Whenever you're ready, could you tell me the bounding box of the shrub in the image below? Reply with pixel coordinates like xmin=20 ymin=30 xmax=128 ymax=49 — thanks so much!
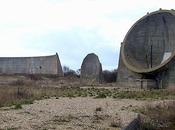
xmin=102 ymin=70 xmax=117 ymax=83
xmin=62 ymin=66 xmax=78 ymax=77
xmin=95 ymin=92 xmax=107 ymax=98
xmin=14 ymin=103 xmax=22 ymax=109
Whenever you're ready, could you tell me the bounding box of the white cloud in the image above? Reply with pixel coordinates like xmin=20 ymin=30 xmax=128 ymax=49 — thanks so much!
xmin=0 ymin=0 xmax=175 ymax=68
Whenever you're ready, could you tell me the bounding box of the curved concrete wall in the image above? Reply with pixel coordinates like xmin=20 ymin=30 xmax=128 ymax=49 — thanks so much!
xmin=0 ymin=53 xmax=63 ymax=75
xmin=81 ymin=53 xmax=102 ymax=83
xmin=122 ymin=10 xmax=175 ymax=73
xmin=117 ymin=10 xmax=175 ymax=89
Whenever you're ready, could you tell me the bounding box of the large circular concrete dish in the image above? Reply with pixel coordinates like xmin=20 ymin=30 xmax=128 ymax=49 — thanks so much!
xmin=122 ymin=10 xmax=175 ymax=73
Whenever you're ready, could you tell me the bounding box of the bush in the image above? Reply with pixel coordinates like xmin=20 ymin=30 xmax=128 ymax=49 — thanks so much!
xmin=14 ymin=103 xmax=22 ymax=109
xmin=102 ymin=70 xmax=117 ymax=83
xmin=62 ymin=66 xmax=78 ymax=77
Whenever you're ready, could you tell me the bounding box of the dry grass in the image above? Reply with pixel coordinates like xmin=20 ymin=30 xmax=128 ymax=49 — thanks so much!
xmin=0 ymin=75 xmax=174 ymax=111
xmin=0 ymin=84 xmax=175 ymax=108
xmin=139 ymin=101 xmax=175 ymax=130
xmin=0 ymin=86 xmax=37 ymax=107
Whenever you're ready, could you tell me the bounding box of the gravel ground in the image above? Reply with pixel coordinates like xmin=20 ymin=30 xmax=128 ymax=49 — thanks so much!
xmin=0 ymin=97 xmax=148 ymax=130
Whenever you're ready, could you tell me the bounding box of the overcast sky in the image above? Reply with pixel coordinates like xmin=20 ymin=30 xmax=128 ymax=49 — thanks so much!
xmin=0 ymin=0 xmax=175 ymax=70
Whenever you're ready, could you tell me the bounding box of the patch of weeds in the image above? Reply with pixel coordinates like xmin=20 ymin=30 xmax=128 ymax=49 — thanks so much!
xmin=111 ymin=89 xmax=175 ymax=100
xmin=92 ymin=114 xmax=109 ymax=123
xmin=141 ymin=122 xmax=155 ymax=130
xmin=87 ymin=88 xmax=97 ymax=97
xmin=81 ymin=93 xmax=88 ymax=97
xmin=92 ymin=114 xmax=102 ymax=123
xmin=5 ymin=98 xmax=34 ymax=109
xmin=65 ymin=92 xmax=75 ymax=98
xmin=139 ymin=101 xmax=175 ymax=130
xmin=22 ymin=99 xmax=34 ymax=105
xmin=14 ymin=103 xmax=22 ymax=109
xmin=110 ymin=119 xmax=121 ymax=128
xmin=95 ymin=92 xmax=107 ymax=98
xmin=112 ymin=91 xmax=131 ymax=99
xmin=42 ymin=129 xmax=48 ymax=130
xmin=43 ymin=95 xmax=50 ymax=99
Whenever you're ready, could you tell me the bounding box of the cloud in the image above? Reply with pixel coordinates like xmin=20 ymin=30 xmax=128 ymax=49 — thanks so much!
xmin=0 ymin=0 xmax=175 ymax=69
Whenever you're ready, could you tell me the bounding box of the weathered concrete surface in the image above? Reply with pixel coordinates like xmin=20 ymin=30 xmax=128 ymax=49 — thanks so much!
xmin=117 ymin=9 xmax=175 ymax=89
xmin=0 ymin=53 xmax=63 ymax=75
xmin=122 ymin=114 xmax=141 ymax=130
xmin=81 ymin=53 xmax=102 ymax=84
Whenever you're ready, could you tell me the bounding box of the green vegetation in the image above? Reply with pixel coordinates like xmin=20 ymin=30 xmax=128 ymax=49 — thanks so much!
xmin=14 ymin=103 xmax=22 ymax=109
xmin=141 ymin=122 xmax=155 ymax=130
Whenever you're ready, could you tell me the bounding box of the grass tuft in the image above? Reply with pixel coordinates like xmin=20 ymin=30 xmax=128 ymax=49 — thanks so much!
xmin=14 ymin=103 xmax=22 ymax=109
